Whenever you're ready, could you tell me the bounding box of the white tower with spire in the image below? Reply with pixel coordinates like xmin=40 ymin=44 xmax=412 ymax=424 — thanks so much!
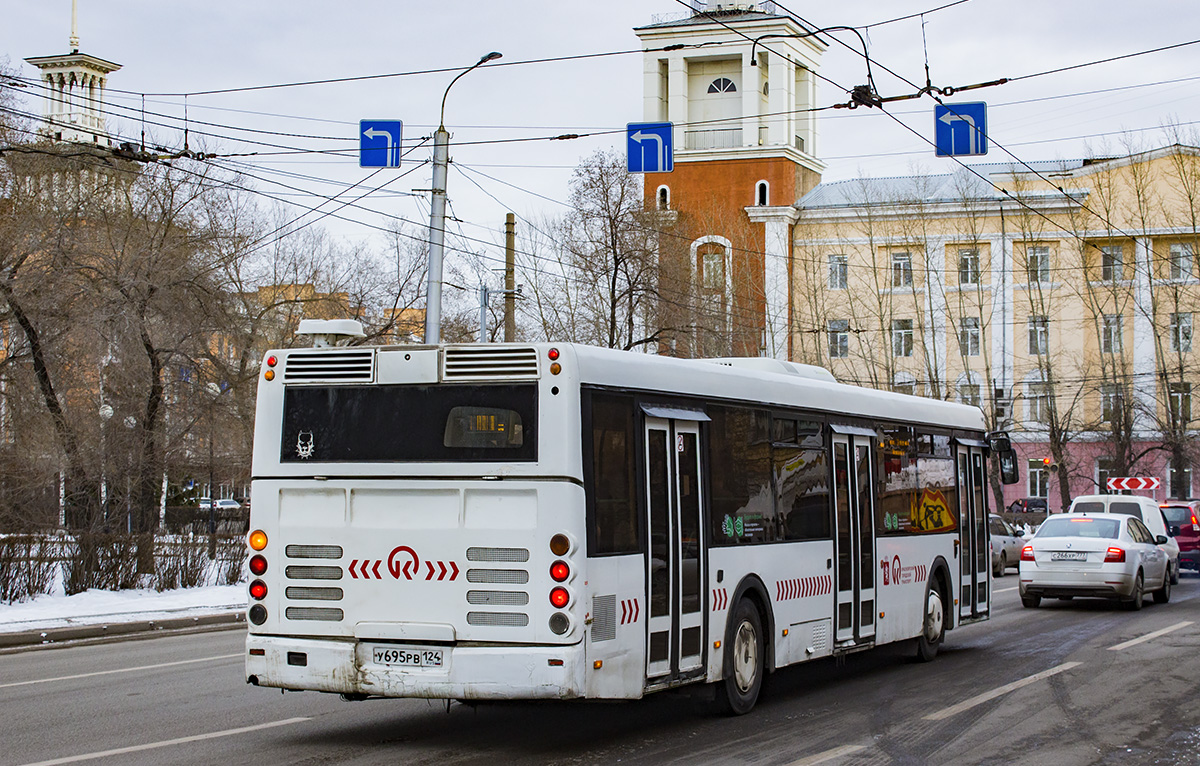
xmin=24 ymin=0 xmax=121 ymax=145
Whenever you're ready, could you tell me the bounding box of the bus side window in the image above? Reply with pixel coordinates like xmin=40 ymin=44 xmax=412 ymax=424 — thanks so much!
xmin=709 ymin=406 xmax=773 ymax=545
xmin=588 ymin=394 xmax=639 ymax=555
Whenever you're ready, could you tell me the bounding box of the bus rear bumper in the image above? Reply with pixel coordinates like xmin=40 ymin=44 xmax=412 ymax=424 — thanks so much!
xmin=245 ymin=634 xmax=585 ymax=700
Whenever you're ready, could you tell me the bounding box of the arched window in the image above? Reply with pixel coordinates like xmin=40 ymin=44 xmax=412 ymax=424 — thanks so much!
xmin=690 ymin=235 xmax=733 ymax=356
xmin=755 ymin=181 xmax=769 ymax=206
xmin=657 ymin=185 xmax=670 ymax=211
xmin=707 ymin=77 xmax=737 ymax=94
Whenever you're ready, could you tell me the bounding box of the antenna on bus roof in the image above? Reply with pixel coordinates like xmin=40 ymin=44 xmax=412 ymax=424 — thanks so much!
xmin=296 ymin=319 xmax=366 ymax=348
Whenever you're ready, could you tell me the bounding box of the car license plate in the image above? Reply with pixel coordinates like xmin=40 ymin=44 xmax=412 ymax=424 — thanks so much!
xmin=370 ymin=645 xmax=444 ymax=668
xmin=1050 ymin=551 xmax=1087 ymax=561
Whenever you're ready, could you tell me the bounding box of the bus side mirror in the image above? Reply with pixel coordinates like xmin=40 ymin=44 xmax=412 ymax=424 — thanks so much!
xmin=998 ymin=448 xmax=1019 ymax=485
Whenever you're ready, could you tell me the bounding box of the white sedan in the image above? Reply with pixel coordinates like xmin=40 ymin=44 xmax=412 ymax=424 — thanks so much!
xmin=1019 ymin=512 xmax=1170 ymax=610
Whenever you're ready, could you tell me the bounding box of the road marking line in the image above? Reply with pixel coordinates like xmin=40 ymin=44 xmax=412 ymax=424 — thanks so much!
xmin=785 ymin=745 xmax=866 ymax=765
xmin=995 ymin=586 xmax=1019 ymax=593
xmin=0 ymin=653 xmax=241 ymax=689
xmin=923 ymin=661 xmax=1082 ymax=721
xmin=18 ymin=717 xmax=310 ymax=766
xmin=1108 ymin=621 xmax=1193 ymax=651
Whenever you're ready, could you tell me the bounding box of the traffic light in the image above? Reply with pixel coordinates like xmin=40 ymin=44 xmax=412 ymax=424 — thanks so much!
xmin=1042 ymin=457 xmax=1059 ymax=473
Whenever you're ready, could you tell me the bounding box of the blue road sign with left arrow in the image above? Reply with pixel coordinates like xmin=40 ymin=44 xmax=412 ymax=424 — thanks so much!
xmin=627 ymin=122 xmax=674 ymax=173
xmin=360 ymin=120 xmax=403 ymax=167
xmin=935 ymin=103 xmax=987 ymax=157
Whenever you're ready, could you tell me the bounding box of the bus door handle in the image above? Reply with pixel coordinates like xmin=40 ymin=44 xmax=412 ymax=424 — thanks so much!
xmin=954 ymin=539 xmax=960 ymax=558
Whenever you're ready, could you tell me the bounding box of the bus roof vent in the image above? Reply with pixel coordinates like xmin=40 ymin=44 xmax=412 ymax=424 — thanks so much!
xmin=284 ymin=350 xmax=375 ymax=382
xmin=443 ymin=346 xmax=539 ymax=380
xmin=700 ymin=357 xmax=836 ymax=382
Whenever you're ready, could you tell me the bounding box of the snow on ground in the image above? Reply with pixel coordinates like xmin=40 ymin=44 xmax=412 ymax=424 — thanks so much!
xmin=0 ymin=584 xmax=246 ymax=633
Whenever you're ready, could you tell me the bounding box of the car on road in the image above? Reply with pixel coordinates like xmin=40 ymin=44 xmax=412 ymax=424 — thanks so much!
xmin=1008 ymin=497 xmax=1048 ymax=513
xmin=197 ymin=498 xmax=242 ymax=511
xmin=990 ymin=513 xmax=1024 ymax=577
xmin=1067 ymin=494 xmax=1181 ymax=584
xmin=1159 ymin=500 xmax=1200 ymax=573
xmin=1019 ymin=512 xmax=1171 ymax=610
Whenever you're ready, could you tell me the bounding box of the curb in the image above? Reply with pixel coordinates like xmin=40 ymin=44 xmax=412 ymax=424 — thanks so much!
xmin=0 ymin=611 xmax=246 ymax=651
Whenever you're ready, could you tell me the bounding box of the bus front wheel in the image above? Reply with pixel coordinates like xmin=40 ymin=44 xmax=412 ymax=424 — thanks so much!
xmin=717 ymin=599 xmax=764 ymax=715
xmin=915 ymin=583 xmax=945 ymax=662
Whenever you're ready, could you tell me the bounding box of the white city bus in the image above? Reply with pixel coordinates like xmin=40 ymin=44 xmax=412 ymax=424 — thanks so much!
xmin=244 ymin=329 xmax=1018 ymax=714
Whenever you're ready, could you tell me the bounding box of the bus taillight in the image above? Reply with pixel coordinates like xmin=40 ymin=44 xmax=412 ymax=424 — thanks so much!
xmin=249 ymin=530 xmax=268 ymax=551
xmin=249 ymin=580 xmax=267 ymax=600
xmin=550 ymin=587 xmax=570 ymax=609
xmin=550 ymin=561 xmax=570 ymax=582
xmin=549 ymin=533 xmax=572 ymax=556
xmin=249 ymin=555 xmax=268 ymax=576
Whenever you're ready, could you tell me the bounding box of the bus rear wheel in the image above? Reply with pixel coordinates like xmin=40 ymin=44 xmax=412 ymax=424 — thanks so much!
xmin=915 ymin=583 xmax=945 ymax=662
xmin=716 ymin=599 xmax=764 ymax=715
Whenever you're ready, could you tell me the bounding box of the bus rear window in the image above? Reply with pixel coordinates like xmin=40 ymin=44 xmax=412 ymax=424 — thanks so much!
xmin=281 ymin=384 xmax=537 ymax=463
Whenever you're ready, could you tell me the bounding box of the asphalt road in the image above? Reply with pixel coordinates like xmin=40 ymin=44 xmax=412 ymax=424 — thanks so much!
xmin=3 ymin=576 xmax=1199 ymax=766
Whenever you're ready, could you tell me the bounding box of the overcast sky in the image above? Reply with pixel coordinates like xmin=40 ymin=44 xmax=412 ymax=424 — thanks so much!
xmin=4 ymin=1 xmax=1200 ymax=269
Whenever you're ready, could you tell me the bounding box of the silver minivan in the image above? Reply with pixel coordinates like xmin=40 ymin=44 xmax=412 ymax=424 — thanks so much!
xmin=1067 ymin=494 xmax=1181 ymax=583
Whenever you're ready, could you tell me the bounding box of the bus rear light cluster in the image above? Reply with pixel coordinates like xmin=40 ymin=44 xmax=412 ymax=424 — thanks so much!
xmin=264 ymin=355 xmax=278 ymax=381
xmin=550 ymin=561 xmax=570 ymax=582
xmin=548 ymin=347 xmax=561 ymax=375
xmin=548 ymin=613 xmax=570 ymax=635
xmin=1020 ymin=545 xmax=1034 ymax=562
xmin=549 ymin=587 xmax=570 ymax=609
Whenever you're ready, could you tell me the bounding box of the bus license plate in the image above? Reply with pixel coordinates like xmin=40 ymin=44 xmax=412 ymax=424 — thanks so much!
xmin=1050 ymin=551 xmax=1087 ymax=561
xmin=371 ymin=645 xmax=444 ymax=668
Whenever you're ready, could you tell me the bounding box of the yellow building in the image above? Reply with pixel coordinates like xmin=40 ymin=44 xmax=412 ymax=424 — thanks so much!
xmin=791 ymin=146 xmax=1200 ymax=507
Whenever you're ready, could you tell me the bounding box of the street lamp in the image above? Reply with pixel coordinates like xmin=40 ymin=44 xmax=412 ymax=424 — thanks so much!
xmin=424 ymin=51 xmax=502 ymax=346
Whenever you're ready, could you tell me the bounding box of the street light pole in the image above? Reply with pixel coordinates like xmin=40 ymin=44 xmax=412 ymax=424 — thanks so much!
xmin=424 ymin=51 xmax=502 ymax=346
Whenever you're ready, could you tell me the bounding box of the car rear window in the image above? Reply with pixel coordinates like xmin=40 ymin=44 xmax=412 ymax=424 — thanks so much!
xmin=1161 ymin=506 xmax=1191 ymax=525
xmin=1037 ymin=517 xmax=1120 ymax=539
xmin=1072 ymin=501 xmax=1105 ymax=514
xmin=1108 ymin=501 xmax=1141 ymax=517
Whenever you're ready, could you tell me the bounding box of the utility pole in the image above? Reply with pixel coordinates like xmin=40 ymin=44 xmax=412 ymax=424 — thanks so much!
xmin=423 ymin=51 xmax=502 ymax=346
xmin=478 ymin=283 xmax=491 ymax=342
xmin=505 ymin=213 xmax=516 ymax=342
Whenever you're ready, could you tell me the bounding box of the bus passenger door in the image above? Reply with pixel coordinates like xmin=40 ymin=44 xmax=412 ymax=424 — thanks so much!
xmin=643 ymin=417 xmax=706 ymax=682
xmin=832 ymin=433 xmax=876 ymax=645
xmin=956 ymin=445 xmax=990 ymax=620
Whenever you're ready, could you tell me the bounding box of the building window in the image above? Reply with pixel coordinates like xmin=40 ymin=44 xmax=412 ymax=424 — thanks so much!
xmin=1170 ymin=243 xmax=1193 ymax=280
xmin=828 ymin=319 xmax=849 ymax=359
xmin=1028 ymin=459 xmax=1048 ymax=498
xmin=892 ymin=319 xmax=914 ymax=357
xmin=1101 ymin=245 xmax=1123 ymax=281
xmin=1170 ymin=382 xmax=1192 ymax=427
xmin=959 ymin=383 xmax=981 ymax=407
xmin=1171 ymin=312 xmax=1192 ymax=352
xmin=1026 ymin=382 xmax=1051 ymax=425
xmin=958 ymin=317 xmax=981 ymax=357
xmin=828 ymin=254 xmax=847 ymax=290
xmin=958 ymin=249 xmax=980 ymax=285
xmin=1101 ymin=314 xmax=1123 ymax=354
xmin=1027 ymin=245 xmax=1050 ymax=283
xmin=891 ymin=252 xmax=913 ymax=288
xmin=1100 ymin=383 xmax=1125 ymax=424
xmin=707 ymin=77 xmax=737 ymax=94
xmin=656 ymin=185 xmax=670 ymax=210
xmin=1028 ymin=316 xmax=1049 ymax=355
xmin=755 ymin=181 xmax=769 ymax=206
xmin=1170 ymin=463 xmax=1193 ymax=499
